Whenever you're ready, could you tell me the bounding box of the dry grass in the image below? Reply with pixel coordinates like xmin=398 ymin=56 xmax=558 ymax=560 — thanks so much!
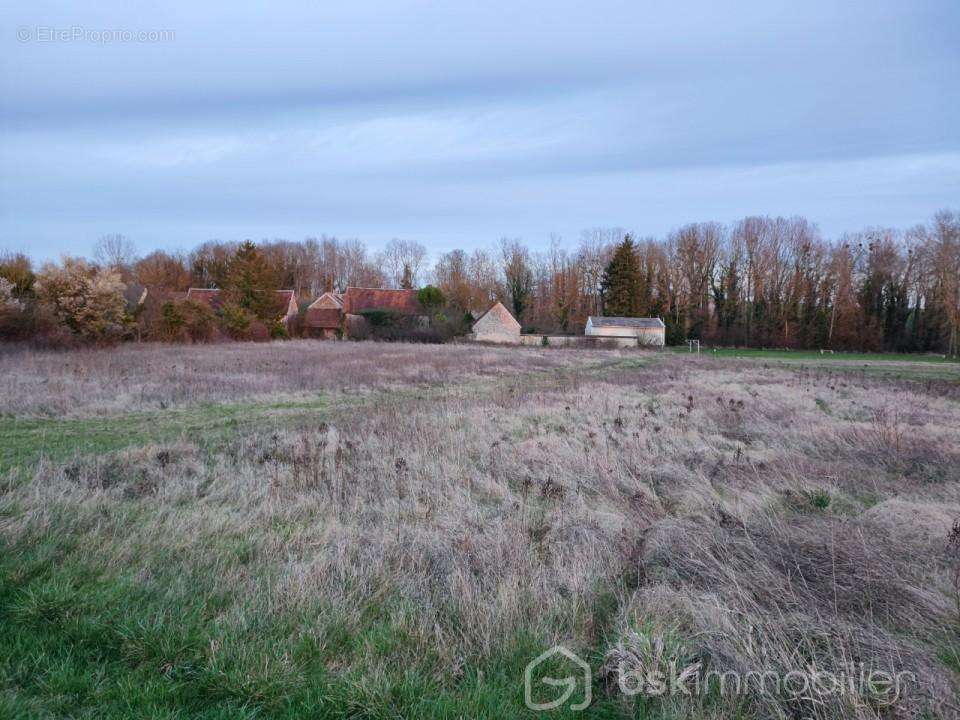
xmin=1 ymin=343 xmax=958 ymax=718
xmin=0 ymin=339 xmax=624 ymax=417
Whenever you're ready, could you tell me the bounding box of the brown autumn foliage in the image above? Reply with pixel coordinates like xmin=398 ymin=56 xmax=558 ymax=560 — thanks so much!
xmin=3 ymin=210 xmax=958 ymax=353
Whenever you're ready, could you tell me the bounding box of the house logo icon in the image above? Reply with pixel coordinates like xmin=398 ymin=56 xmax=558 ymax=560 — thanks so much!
xmin=524 ymin=645 xmax=592 ymax=712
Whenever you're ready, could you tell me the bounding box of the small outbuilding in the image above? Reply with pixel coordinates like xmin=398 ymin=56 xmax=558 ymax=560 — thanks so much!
xmin=472 ymin=302 xmax=521 ymax=344
xmin=585 ymin=316 xmax=665 ymax=346
xmin=305 ymin=291 xmax=344 ymax=339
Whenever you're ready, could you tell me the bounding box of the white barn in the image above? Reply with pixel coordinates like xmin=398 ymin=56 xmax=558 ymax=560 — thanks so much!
xmin=585 ymin=316 xmax=665 ymax=346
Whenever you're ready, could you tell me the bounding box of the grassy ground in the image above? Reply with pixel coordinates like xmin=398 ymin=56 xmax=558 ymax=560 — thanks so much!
xmin=0 ymin=398 xmax=329 ymax=477
xmin=1 ymin=342 xmax=959 ymax=719
xmin=669 ymin=347 xmax=959 ymax=363
xmin=670 ymin=346 xmax=960 ymax=381
xmin=0 ymin=349 xmax=637 ymax=477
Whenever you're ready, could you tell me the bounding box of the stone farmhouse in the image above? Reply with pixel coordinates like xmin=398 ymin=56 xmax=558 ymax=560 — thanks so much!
xmin=470 ymin=302 xmax=521 ymax=344
xmin=305 ymin=287 xmax=423 ymax=339
xmin=304 ymin=291 xmax=343 ymax=339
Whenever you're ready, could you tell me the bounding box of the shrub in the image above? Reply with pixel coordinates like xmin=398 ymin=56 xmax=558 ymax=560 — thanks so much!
xmin=220 ymin=302 xmax=253 ymax=340
xmin=154 ymin=300 xmax=215 ymax=343
xmin=417 ymin=285 xmax=445 ymax=313
xmin=182 ymin=301 xmax=215 ymax=342
xmin=0 ymin=278 xmax=30 ymax=340
xmin=159 ymin=301 xmax=185 ymax=339
xmin=220 ymin=303 xmax=253 ymax=340
xmin=0 ymin=252 xmax=36 ymax=298
xmin=345 ymin=314 xmax=370 ymax=340
xmin=807 ymin=488 xmax=832 ymax=510
xmin=248 ymin=320 xmax=271 ymax=342
xmin=352 ymin=309 xmax=453 ymax=343
xmin=34 ymin=258 xmax=127 ymax=342
xmin=358 ymin=310 xmax=403 ymax=328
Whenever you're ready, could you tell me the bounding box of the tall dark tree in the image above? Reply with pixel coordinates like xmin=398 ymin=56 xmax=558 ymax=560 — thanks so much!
xmin=600 ymin=235 xmax=642 ymax=316
xmin=501 ymin=239 xmax=533 ymax=321
xmin=400 ymin=263 xmax=414 ymax=290
xmin=225 ymin=241 xmax=276 ymax=318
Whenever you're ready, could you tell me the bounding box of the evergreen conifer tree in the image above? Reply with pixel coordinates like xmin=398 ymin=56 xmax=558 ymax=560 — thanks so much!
xmin=226 ymin=241 xmax=275 ymax=318
xmin=400 ymin=263 xmax=414 ymax=290
xmin=600 ymin=235 xmax=642 ymax=316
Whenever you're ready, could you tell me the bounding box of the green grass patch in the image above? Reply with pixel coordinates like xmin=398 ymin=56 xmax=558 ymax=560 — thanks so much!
xmin=940 ymin=637 xmax=960 ymax=675
xmin=0 ymin=524 xmax=636 ymax=719
xmin=669 ymin=346 xmax=960 ymax=382
xmin=0 ymin=397 xmax=336 ymax=477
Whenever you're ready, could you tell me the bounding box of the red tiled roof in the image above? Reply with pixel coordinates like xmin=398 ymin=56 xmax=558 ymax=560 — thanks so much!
xmin=185 ymin=288 xmax=223 ymax=310
xmin=342 ymin=287 xmax=421 ymax=315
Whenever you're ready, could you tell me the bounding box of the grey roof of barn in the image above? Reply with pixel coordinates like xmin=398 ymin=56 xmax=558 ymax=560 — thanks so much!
xmin=587 ymin=316 xmax=665 ymax=329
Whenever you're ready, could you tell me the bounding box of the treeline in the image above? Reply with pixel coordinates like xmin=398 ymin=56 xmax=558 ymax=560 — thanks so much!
xmin=1 ymin=209 xmax=958 ymax=353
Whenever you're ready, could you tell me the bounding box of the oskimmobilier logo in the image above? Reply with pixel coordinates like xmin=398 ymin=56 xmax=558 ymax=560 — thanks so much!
xmin=609 ymin=660 xmax=915 ymax=705
xmin=523 ymin=640 xmax=915 ymax=712
xmin=524 ymin=646 xmax=591 ymax=712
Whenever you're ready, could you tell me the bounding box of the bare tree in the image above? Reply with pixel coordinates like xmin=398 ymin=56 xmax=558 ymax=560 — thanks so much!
xmin=93 ymin=234 xmax=137 ymax=271
xmin=377 ymin=239 xmax=427 ymax=289
xmin=433 ymin=249 xmax=472 ymax=312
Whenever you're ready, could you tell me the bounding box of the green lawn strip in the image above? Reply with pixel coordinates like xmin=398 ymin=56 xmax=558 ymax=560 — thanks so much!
xmin=667 ymin=346 xmax=960 ymax=381
xmin=668 ymin=346 xmax=958 ymax=364
xmin=757 ymin=360 xmax=960 ymax=382
xmin=0 ymin=397 xmax=338 ymax=477
xmin=0 ymin=525 xmax=633 ymax=719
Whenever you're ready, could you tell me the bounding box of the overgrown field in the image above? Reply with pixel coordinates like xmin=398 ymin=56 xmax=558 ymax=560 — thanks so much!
xmin=1 ymin=342 xmax=959 ymax=719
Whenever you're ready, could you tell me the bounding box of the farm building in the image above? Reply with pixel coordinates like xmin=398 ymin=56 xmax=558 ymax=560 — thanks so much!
xmin=305 ymin=291 xmax=343 ymax=339
xmin=471 ymin=302 xmax=521 ymax=344
xmin=585 ymin=316 xmax=665 ymax=346
xmin=343 ymin=287 xmax=425 ymax=338
xmin=305 ymin=287 xmax=425 ymax=339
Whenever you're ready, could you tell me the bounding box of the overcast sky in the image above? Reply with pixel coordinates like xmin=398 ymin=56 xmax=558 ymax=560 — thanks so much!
xmin=1 ymin=0 xmax=958 ymax=262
